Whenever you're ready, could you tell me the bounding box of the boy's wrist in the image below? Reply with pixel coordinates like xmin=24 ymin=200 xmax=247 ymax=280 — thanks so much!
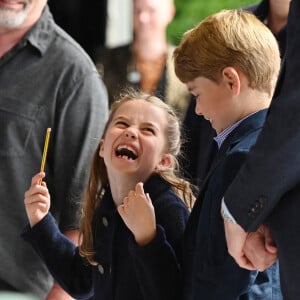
xmin=221 ymin=208 xmax=237 ymax=224
xmin=221 ymin=198 xmax=237 ymax=224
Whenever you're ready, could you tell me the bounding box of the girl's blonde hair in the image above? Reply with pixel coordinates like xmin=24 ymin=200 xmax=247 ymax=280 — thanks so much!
xmin=79 ymin=88 xmax=195 ymax=264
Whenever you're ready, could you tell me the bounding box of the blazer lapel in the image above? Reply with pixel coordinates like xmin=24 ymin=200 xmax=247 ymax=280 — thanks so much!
xmin=196 ymin=109 xmax=268 ymax=202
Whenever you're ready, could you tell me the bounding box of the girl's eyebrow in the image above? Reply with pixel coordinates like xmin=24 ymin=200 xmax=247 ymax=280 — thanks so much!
xmin=112 ymin=115 xmax=128 ymax=122
xmin=142 ymin=122 xmax=159 ymax=130
xmin=114 ymin=116 xmax=160 ymax=131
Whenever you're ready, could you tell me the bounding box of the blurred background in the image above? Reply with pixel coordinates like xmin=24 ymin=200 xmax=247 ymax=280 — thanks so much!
xmin=168 ymin=0 xmax=259 ymax=44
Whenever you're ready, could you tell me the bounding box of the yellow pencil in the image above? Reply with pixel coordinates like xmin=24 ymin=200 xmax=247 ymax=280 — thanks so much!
xmin=39 ymin=128 xmax=51 ymax=185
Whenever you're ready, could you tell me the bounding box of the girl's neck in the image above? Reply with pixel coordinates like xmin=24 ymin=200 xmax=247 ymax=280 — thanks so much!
xmin=108 ymin=173 xmax=146 ymax=206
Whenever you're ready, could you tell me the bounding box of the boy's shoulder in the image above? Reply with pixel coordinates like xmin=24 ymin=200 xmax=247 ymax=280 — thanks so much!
xmin=225 ymin=109 xmax=268 ymax=153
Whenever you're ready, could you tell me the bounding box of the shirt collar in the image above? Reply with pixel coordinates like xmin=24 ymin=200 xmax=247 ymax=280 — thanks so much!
xmin=25 ymin=5 xmax=55 ymax=56
xmin=214 ymin=112 xmax=256 ymax=149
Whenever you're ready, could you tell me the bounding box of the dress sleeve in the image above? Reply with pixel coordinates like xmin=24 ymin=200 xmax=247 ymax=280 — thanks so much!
xmin=21 ymin=213 xmax=94 ymax=299
xmin=128 ymin=201 xmax=189 ymax=300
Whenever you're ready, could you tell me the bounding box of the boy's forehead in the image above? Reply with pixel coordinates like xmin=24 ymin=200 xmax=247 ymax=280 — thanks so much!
xmin=186 ymin=78 xmax=199 ymax=92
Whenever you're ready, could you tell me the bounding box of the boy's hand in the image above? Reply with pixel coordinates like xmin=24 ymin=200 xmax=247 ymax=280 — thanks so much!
xmin=117 ymin=182 xmax=156 ymax=246
xmin=24 ymin=172 xmax=50 ymax=227
xmin=224 ymin=221 xmax=257 ymax=270
xmin=224 ymin=221 xmax=277 ymax=271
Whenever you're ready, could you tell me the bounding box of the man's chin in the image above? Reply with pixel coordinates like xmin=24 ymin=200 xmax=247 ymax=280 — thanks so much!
xmin=0 ymin=11 xmax=27 ymax=28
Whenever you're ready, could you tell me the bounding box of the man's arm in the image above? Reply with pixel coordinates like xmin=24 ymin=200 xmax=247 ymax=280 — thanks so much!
xmin=50 ymin=71 xmax=108 ymax=231
xmin=46 ymin=70 xmax=108 ymax=298
xmin=224 ymin=0 xmax=300 ymax=232
xmin=222 ymin=0 xmax=300 ymax=272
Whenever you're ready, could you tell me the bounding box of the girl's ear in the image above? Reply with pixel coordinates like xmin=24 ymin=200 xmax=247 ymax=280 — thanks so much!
xmin=222 ymin=67 xmax=241 ymax=96
xmin=98 ymin=139 xmax=105 ymax=158
xmin=156 ymin=154 xmax=173 ymax=171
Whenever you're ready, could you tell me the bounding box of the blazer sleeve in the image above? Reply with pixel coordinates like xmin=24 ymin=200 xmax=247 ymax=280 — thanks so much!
xmin=224 ymin=0 xmax=300 ymax=232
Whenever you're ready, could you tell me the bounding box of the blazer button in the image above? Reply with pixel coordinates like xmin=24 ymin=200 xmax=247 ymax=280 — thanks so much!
xmin=258 ymin=196 xmax=267 ymax=206
xmin=102 ymin=217 xmax=109 ymax=227
xmin=98 ymin=264 xmax=105 ymax=274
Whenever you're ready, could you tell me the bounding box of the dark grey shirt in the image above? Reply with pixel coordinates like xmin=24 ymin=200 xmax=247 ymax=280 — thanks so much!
xmin=0 ymin=5 xmax=108 ymax=298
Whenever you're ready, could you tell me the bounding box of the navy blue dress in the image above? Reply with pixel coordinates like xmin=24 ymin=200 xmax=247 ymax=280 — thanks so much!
xmin=22 ymin=175 xmax=189 ymax=300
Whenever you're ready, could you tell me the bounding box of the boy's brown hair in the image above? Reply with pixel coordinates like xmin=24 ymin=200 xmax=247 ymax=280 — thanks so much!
xmin=173 ymin=9 xmax=281 ymax=97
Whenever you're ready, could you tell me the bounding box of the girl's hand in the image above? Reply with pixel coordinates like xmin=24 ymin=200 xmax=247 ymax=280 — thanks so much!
xmin=24 ymin=172 xmax=50 ymax=228
xmin=117 ymin=182 xmax=156 ymax=246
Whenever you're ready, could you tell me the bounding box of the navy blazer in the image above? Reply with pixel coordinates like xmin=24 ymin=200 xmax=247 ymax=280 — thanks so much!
xmin=22 ymin=175 xmax=189 ymax=300
xmin=182 ymin=110 xmax=281 ymax=299
xmin=224 ymin=0 xmax=300 ymax=297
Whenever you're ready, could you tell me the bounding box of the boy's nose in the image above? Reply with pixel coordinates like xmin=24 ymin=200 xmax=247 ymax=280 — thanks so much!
xmin=195 ymin=105 xmax=203 ymax=116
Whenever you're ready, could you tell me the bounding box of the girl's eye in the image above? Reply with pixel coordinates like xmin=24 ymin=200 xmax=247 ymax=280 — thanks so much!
xmin=115 ymin=121 xmax=128 ymax=127
xmin=143 ymin=127 xmax=155 ymax=134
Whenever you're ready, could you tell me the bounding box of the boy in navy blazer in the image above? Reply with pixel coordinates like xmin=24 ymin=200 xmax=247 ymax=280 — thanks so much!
xmin=173 ymin=9 xmax=282 ymax=299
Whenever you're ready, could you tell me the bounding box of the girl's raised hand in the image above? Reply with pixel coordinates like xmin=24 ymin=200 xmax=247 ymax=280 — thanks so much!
xmin=117 ymin=182 xmax=156 ymax=246
xmin=24 ymin=172 xmax=50 ymax=228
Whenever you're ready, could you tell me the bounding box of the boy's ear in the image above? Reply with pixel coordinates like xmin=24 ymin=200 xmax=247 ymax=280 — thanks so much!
xmin=222 ymin=67 xmax=240 ymax=95
xmin=156 ymin=154 xmax=173 ymax=171
xmin=98 ymin=139 xmax=105 ymax=158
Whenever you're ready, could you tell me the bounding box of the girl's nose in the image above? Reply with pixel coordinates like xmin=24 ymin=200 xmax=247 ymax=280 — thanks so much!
xmin=125 ymin=130 xmax=137 ymax=139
